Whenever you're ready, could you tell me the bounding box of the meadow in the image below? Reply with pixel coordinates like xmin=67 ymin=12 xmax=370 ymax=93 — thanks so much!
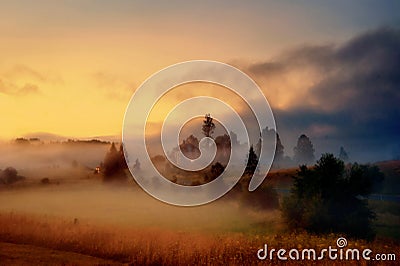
xmin=0 ymin=166 xmax=399 ymax=265
xmin=0 ymin=211 xmax=398 ymax=265
xmin=0 ymin=143 xmax=399 ymax=264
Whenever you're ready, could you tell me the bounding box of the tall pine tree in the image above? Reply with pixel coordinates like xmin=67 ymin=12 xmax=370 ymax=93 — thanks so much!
xmin=293 ymin=134 xmax=315 ymax=165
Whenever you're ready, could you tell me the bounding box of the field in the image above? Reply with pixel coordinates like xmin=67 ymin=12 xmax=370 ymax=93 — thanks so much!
xmin=0 ymin=211 xmax=399 ymax=265
xmin=0 ymin=173 xmax=400 ymax=265
xmin=0 ymin=159 xmax=399 ymax=265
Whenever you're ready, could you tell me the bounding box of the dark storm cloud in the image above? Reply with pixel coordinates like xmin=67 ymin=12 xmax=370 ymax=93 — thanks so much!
xmin=250 ymin=45 xmax=337 ymax=75
xmin=248 ymin=27 xmax=400 ymax=162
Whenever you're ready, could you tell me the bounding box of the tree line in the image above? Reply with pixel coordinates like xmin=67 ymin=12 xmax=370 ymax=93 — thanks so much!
xmin=99 ymin=114 xmax=384 ymax=239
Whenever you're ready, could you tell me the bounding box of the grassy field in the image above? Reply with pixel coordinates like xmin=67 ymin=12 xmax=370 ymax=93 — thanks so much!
xmin=0 ymin=242 xmax=122 ymax=266
xmin=0 ymin=162 xmax=399 ymax=265
xmin=0 ymin=212 xmax=399 ymax=265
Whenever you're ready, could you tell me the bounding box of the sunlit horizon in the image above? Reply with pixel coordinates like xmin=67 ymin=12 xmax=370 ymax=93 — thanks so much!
xmin=1 ymin=1 xmax=399 ymax=162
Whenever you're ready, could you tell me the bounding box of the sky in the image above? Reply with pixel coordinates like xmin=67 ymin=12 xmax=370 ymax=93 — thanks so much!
xmin=1 ymin=0 xmax=399 ymax=161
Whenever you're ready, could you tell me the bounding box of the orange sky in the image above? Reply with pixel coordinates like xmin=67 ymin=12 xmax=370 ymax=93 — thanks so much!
xmin=0 ymin=1 xmax=396 ymax=139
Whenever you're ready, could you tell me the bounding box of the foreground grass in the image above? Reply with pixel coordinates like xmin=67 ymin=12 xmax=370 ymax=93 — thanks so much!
xmin=0 ymin=242 xmax=122 ymax=265
xmin=0 ymin=212 xmax=399 ymax=265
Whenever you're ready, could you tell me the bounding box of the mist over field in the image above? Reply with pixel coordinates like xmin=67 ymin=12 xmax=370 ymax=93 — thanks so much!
xmin=0 ymin=131 xmax=399 ymax=264
xmin=0 ymin=140 xmax=277 ymax=233
xmin=0 ymin=142 xmax=108 ymax=170
xmin=1 ymin=1 xmax=400 ymax=263
xmin=0 ymin=183 xmax=277 ymax=234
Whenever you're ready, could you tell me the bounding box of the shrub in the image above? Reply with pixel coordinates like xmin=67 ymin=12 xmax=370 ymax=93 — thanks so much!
xmin=282 ymin=154 xmax=383 ymax=240
xmin=0 ymin=167 xmax=25 ymax=185
xmin=102 ymin=143 xmax=127 ymax=182
xmin=41 ymin=178 xmax=50 ymax=185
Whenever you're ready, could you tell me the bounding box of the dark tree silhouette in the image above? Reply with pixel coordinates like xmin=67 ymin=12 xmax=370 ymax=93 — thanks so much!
xmin=14 ymin=138 xmax=30 ymax=145
xmin=275 ymin=133 xmax=284 ymax=164
xmin=102 ymin=143 xmax=127 ymax=181
xmin=215 ymin=134 xmax=230 ymax=150
xmin=41 ymin=177 xmax=50 ymax=185
xmin=215 ymin=134 xmax=231 ymax=164
xmin=205 ymin=162 xmax=225 ymax=182
xmin=0 ymin=167 xmax=25 ymax=184
xmin=202 ymin=114 xmax=215 ymax=138
xmin=244 ymin=145 xmax=258 ymax=177
xmin=227 ymin=146 xmax=258 ymax=196
xmin=275 ymin=133 xmax=284 ymax=159
xmin=282 ymin=153 xmax=384 ymax=240
xmin=237 ymin=142 xmax=279 ymax=210
xmin=348 ymin=163 xmax=385 ymax=194
xmin=211 ymin=162 xmax=224 ymax=177
xmin=293 ymin=134 xmax=315 ymax=164
xmin=339 ymin=146 xmax=349 ymax=162
xmin=180 ymin=135 xmax=201 ymax=160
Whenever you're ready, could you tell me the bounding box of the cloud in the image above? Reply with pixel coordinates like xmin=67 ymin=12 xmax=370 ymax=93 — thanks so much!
xmin=6 ymin=65 xmax=47 ymax=82
xmin=0 ymin=65 xmax=54 ymax=96
xmin=15 ymin=83 xmax=40 ymax=95
xmin=0 ymin=79 xmax=40 ymax=96
xmin=247 ymin=27 xmax=400 ymax=162
xmin=92 ymin=72 xmax=135 ymax=101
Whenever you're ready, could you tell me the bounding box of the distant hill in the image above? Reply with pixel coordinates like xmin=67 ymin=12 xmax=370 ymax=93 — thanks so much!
xmin=22 ymin=132 xmax=121 ymax=143
xmin=23 ymin=132 xmax=68 ymax=142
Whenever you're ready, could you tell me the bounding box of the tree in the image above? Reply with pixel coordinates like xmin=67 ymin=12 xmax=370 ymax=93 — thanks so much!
xmin=274 ymin=133 xmax=284 ymax=166
xmin=339 ymin=146 xmax=349 ymax=162
xmin=293 ymin=134 xmax=315 ymax=165
xmin=282 ymin=153 xmax=384 ymax=240
xmin=215 ymin=134 xmax=231 ymax=164
xmin=347 ymin=163 xmax=384 ymax=194
xmin=14 ymin=138 xmax=30 ymax=145
xmin=102 ymin=143 xmax=127 ymax=181
xmin=202 ymin=114 xmax=215 ymax=138
xmin=215 ymin=134 xmax=230 ymax=150
xmin=0 ymin=167 xmax=25 ymax=185
xmin=229 ymin=145 xmax=279 ymax=208
xmin=180 ymin=135 xmax=200 ymax=160
xmin=244 ymin=145 xmax=258 ymax=177
xmin=275 ymin=133 xmax=284 ymax=160
xmin=205 ymin=162 xmax=225 ymax=182
xmin=240 ymin=140 xmax=279 ymax=210
xmin=227 ymin=145 xmax=259 ymax=197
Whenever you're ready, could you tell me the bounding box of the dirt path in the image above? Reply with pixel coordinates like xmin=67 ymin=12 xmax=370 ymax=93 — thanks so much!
xmin=0 ymin=242 xmax=123 ymax=266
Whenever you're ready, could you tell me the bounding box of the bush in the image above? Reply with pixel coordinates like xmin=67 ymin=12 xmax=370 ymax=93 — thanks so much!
xmin=282 ymin=154 xmax=383 ymax=240
xmin=102 ymin=143 xmax=127 ymax=182
xmin=41 ymin=178 xmax=50 ymax=185
xmin=204 ymin=162 xmax=224 ymax=183
xmin=0 ymin=167 xmax=25 ymax=185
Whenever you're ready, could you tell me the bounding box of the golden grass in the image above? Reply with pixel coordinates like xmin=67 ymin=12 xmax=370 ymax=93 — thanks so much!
xmin=0 ymin=212 xmax=399 ymax=265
